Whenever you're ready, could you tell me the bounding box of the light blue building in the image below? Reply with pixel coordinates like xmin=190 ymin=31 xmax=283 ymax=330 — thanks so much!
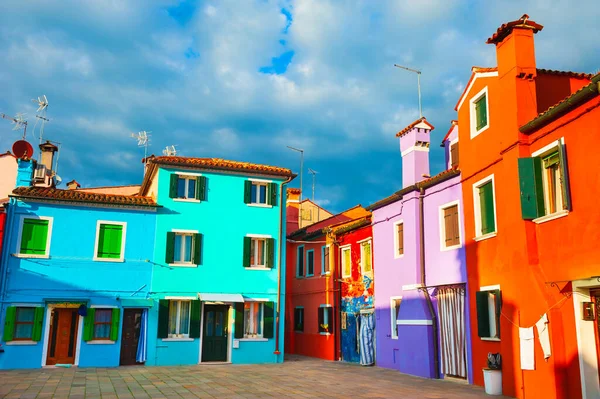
xmin=140 ymin=156 xmax=293 ymax=366
xmin=0 ymin=158 xmax=158 ymax=369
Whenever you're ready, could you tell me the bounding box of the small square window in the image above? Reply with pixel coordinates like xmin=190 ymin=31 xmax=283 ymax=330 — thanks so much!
xmin=244 ymin=302 xmax=263 ymax=338
xmin=96 ymin=223 xmax=125 ymax=260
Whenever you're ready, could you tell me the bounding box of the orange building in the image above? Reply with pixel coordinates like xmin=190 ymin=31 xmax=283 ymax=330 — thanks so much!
xmin=456 ymin=14 xmax=600 ymax=398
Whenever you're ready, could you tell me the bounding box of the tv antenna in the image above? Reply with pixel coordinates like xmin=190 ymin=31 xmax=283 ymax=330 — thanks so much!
xmin=1 ymin=112 xmax=28 ymax=138
xmin=394 ymin=64 xmax=422 ymax=118
xmin=32 ymin=95 xmax=50 ymax=143
xmin=163 ymin=145 xmax=177 ymax=156
xmin=308 ymin=168 xmax=318 ymax=202
xmin=131 ymin=131 xmax=151 ymax=172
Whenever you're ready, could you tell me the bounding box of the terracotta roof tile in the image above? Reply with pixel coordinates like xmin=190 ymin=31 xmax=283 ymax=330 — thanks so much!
xmin=11 ymin=187 xmax=158 ymax=208
xmin=148 ymin=156 xmax=294 ymax=177
xmin=537 ymin=68 xmax=594 ymax=80
xmin=395 ymin=117 xmax=434 ymax=138
xmin=287 ymin=188 xmax=301 ymax=195
xmin=486 ymin=14 xmax=543 ymax=44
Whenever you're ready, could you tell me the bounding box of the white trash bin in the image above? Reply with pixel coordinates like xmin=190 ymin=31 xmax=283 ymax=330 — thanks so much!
xmin=483 ymin=369 xmax=502 ymax=395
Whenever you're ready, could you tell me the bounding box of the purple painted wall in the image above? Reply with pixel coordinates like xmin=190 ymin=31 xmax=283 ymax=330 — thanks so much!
xmin=372 ymin=124 xmax=473 ymax=382
xmin=400 ymin=124 xmax=431 ymax=188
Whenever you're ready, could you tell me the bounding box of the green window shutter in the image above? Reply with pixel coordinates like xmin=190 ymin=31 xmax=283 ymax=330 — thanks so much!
xmin=263 ymin=302 xmax=274 ymax=339
xmin=169 ymin=174 xmax=179 ymax=198
xmin=157 ymin=299 xmax=170 ymax=338
xmin=234 ymin=303 xmax=244 ymax=339
xmin=20 ymin=219 xmax=49 ymax=255
xmin=110 ymin=308 xmax=120 ymax=341
xmin=196 ymin=176 xmax=207 ymax=201
xmin=31 ymin=307 xmax=45 ymax=341
xmin=165 ymin=232 xmax=175 ymax=264
xmin=518 ymin=157 xmax=545 ymax=220
xmin=83 ymin=308 xmax=95 ymax=342
xmin=494 ymin=290 xmax=502 ymax=339
xmin=475 ymin=291 xmax=490 ymax=338
xmin=243 ymin=180 xmax=252 ymax=204
xmin=558 ymin=143 xmax=572 ymax=211
xmin=268 ymin=183 xmax=278 ymax=206
xmin=189 ymin=300 xmax=201 ymax=338
xmin=3 ymin=306 xmax=16 ymax=341
xmin=97 ymin=224 xmax=123 ymax=259
xmin=243 ymin=237 xmax=251 ymax=268
xmin=193 ymin=233 xmax=203 ymax=265
xmin=476 ymin=96 xmax=487 ymax=130
xmin=266 ymin=238 xmax=275 ymax=268
xmin=479 ymin=182 xmax=496 ymax=234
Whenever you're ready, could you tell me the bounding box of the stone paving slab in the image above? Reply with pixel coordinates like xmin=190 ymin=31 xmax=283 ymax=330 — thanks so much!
xmin=0 ymin=356 xmax=511 ymax=399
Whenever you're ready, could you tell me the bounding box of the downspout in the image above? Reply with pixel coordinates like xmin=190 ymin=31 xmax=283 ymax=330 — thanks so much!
xmin=419 ymin=187 xmax=440 ymax=379
xmin=0 ymin=199 xmax=16 ymax=303
xmin=274 ymin=175 xmax=293 ymax=357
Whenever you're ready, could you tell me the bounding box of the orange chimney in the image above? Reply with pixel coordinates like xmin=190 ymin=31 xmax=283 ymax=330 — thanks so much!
xmin=488 ymin=14 xmax=543 ymax=129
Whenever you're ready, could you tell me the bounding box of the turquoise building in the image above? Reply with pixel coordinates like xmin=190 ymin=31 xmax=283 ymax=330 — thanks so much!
xmin=140 ymin=156 xmax=294 ymax=366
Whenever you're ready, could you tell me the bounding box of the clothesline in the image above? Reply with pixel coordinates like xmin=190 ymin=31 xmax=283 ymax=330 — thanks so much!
xmin=500 ymin=294 xmax=571 ymax=329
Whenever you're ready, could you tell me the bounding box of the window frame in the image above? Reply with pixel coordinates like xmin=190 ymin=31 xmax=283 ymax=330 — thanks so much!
xmin=243 ymin=301 xmax=264 ymax=339
xmin=168 ymin=300 xmax=191 ymax=338
xmin=439 ymin=201 xmax=462 ymax=251
xmin=296 ymin=245 xmax=305 ymax=278
xmin=393 ymin=220 xmax=404 ymax=259
xmin=340 ymin=245 xmax=351 ymax=278
xmin=92 ymin=308 xmax=114 ymax=341
xmin=250 ymin=237 xmax=267 ymax=268
xmin=305 ymin=249 xmax=315 ymax=277
xmin=294 ymin=306 xmax=304 ymax=332
xmin=250 ymin=180 xmax=269 ymax=206
xmin=174 ymin=174 xmax=199 ymax=201
xmin=531 ymin=139 xmax=570 ymax=223
xmin=318 ymin=304 xmax=333 ymax=335
xmin=173 ymin=231 xmax=195 ymax=266
xmin=321 ymin=245 xmax=331 ymax=275
xmin=449 ymin=137 xmax=459 ymax=168
xmin=477 ymin=285 xmax=501 ymax=341
xmin=13 ymin=307 xmax=36 ymax=341
xmin=472 ymin=174 xmax=497 ymax=241
xmin=470 ymin=86 xmax=490 ymax=138
xmin=16 ymin=216 xmax=53 ymax=259
xmin=390 ymin=296 xmax=402 ymax=340
xmin=93 ymin=220 xmax=127 ymax=262
xmin=359 ymin=238 xmax=373 ymax=275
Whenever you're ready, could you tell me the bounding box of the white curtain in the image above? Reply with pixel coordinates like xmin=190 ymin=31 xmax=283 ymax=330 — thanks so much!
xmin=437 ymin=286 xmax=467 ymax=378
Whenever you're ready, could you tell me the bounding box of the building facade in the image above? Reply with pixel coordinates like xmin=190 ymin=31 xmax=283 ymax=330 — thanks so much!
xmin=369 ymin=118 xmax=472 ymax=381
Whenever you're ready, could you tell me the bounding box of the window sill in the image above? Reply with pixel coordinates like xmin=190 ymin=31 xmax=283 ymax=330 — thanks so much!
xmin=471 ymin=123 xmax=489 ymax=139
xmin=13 ymin=254 xmax=49 ymax=259
xmin=306 ymin=274 xmax=315 ymax=278
xmin=173 ymin=198 xmax=201 ymax=203
xmin=474 ymin=232 xmax=497 ymax=242
xmin=4 ymin=340 xmax=37 ymax=345
xmin=391 ymin=336 xmax=398 ymax=340
xmin=238 ymin=338 xmax=268 ymax=342
xmin=319 ymin=332 xmax=332 ymax=336
xmin=245 ymin=267 xmax=271 ymax=271
xmin=162 ymin=338 xmax=194 ymax=342
xmin=87 ymin=340 xmax=116 ymax=345
xmin=247 ymin=203 xmax=273 ymax=208
xmin=533 ymin=210 xmax=569 ymax=224
xmin=480 ymin=337 xmax=501 ymax=342
xmin=394 ymin=254 xmax=404 ymax=259
xmin=441 ymin=244 xmax=462 ymax=252
xmin=168 ymin=263 xmax=198 ymax=268
xmin=321 ymin=272 xmax=331 ymax=276
xmin=93 ymin=258 xmax=124 ymax=263
xmin=294 ymin=330 xmax=304 ymax=334
xmin=341 ymin=275 xmax=351 ymax=279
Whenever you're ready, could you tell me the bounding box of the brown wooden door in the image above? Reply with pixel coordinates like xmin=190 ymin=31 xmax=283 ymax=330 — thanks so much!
xmin=46 ymin=308 xmax=79 ymax=365
xmin=120 ymin=309 xmax=142 ymax=365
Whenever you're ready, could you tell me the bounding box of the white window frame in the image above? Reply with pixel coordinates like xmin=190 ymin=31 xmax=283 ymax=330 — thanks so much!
xmin=390 ymin=296 xmax=402 ymax=340
xmin=472 ymin=174 xmax=497 ymax=241
xmin=306 ymin=249 xmax=315 ymax=277
xmin=340 ymin=245 xmax=351 ymax=278
xmin=449 ymin=137 xmax=459 ymax=169
xmin=250 ymin=237 xmax=267 ymax=268
xmin=93 ymin=220 xmax=127 ymax=262
xmin=296 ymin=245 xmax=304 ymax=278
xmin=359 ymin=238 xmax=373 ymax=275
xmin=479 ymin=284 xmax=501 ymax=341
xmin=438 ymin=201 xmax=462 ymax=251
xmin=174 ymin=174 xmax=199 ymax=201
xmin=393 ymin=220 xmax=404 ymax=259
xmin=168 ymin=299 xmax=192 ymax=339
xmin=470 ymin=86 xmax=490 ymax=139
xmin=172 ymin=229 xmax=197 ymax=266
xmin=249 ymin=179 xmax=269 ymax=206
xmin=319 ymin=304 xmax=333 ymax=335
xmin=243 ymin=301 xmax=264 ymax=339
xmin=15 ymin=216 xmax=53 ymax=259
xmin=321 ymin=245 xmax=331 ymax=275
xmin=531 ymin=138 xmax=569 ymax=223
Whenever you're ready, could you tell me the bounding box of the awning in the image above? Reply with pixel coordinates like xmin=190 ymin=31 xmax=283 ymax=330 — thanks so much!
xmin=120 ymin=298 xmax=154 ymax=308
xmin=198 ymin=293 xmax=245 ymax=303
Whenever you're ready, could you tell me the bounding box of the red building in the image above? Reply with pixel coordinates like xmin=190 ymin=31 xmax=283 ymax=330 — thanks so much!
xmin=456 ymin=14 xmax=600 ymax=398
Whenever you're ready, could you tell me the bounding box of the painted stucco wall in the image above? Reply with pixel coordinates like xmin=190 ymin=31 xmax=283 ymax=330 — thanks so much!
xmin=0 ymin=155 xmax=17 ymax=200
xmin=0 ymin=199 xmax=156 ymax=369
xmin=149 ymin=166 xmax=287 ymax=366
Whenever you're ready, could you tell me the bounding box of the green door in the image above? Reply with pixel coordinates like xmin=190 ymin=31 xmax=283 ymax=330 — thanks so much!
xmin=201 ymin=305 xmax=229 ymax=362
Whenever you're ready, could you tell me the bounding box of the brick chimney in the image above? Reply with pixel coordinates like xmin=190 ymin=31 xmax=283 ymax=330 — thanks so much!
xmin=397 ymin=117 xmax=433 ymax=188
xmin=39 ymin=141 xmax=58 ymax=171
xmin=66 ymin=180 xmax=81 ymax=190
xmin=286 ymin=188 xmax=301 ymax=233
xmin=488 ymin=14 xmax=543 ymax=129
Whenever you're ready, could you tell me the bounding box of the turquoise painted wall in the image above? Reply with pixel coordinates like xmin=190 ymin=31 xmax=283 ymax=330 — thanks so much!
xmin=150 ymin=166 xmax=287 ymax=365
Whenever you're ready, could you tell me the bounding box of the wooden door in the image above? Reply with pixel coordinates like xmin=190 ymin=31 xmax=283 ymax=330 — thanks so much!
xmin=120 ymin=309 xmax=142 ymax=366
xmin=46 ymin=308 xmax=79 ymax=365
xmin=201 ymin=305 xmax=228 ymax=362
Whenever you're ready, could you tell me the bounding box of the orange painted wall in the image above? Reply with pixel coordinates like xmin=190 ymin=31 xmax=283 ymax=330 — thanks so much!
xmin=457 ymin=24 xmax=596 ymax=399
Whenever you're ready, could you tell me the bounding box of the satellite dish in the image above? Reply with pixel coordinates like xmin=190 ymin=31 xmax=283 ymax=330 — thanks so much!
xmin=12 ymin=140 xmax=34 ymax=159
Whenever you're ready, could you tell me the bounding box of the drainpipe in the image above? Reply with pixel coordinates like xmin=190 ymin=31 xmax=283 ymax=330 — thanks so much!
xmin=0 ymin=200 xmax=16 ymax=303
xmin=419 ymin=187 xmax=440 ymax=379
xmin=274 ymin=176 xmax=293 ymax=358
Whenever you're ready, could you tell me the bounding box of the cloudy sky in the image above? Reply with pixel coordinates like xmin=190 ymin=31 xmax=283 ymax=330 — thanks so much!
xmin=1 ymin=1 xmax=598 ymax=212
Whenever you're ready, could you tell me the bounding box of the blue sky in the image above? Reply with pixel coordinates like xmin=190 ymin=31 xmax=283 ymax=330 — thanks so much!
xmin=1 ymin=1 xmax=598 ymax=212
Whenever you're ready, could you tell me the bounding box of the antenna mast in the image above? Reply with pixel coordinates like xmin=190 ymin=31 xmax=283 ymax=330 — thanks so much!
xmin=394 ymin=64 xmax=422 ymax=118
xmin=1 ymin=112 xmax=28 ymax=139
xmin=32 ymin=95 xmax=50 ymax=143
xmin=308 ymin=168 xmax=318 ymax=202
xmin=163 ymin=145 xmax=177 ymax=156
xmin=131 ymin=131 xmax=151 ymax=174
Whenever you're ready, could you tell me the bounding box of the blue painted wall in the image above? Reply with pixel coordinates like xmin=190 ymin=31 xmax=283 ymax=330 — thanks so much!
xmin=0 ymin=199 xmax=156 ymax=369
xmin=149 ymin=166 xmax=287 ymax=366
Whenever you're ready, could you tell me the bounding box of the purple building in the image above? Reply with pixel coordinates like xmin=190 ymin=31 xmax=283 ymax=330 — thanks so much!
xmin=368 ymin=118 xmax=473 ymax=382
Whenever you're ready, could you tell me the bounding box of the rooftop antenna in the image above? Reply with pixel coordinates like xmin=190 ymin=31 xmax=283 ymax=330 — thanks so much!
xmin=1 ymin=112 xmax=28 ymax=139
xmin=131 ymin=130 xmax=151 ymax=173
xmin=394 ymin=64 xmax=422 ymax=118
xmin=163 ymin=145 xmax=177 ymax=156
xmin=32 ymin=95 xmax=50 ymax=144
xmin=308 ymin=168 xmax=318 ymax=202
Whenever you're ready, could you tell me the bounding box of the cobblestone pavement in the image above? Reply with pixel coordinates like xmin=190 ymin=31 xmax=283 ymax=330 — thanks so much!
xmin=0 ymin=356 xmax=511 ymax=399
